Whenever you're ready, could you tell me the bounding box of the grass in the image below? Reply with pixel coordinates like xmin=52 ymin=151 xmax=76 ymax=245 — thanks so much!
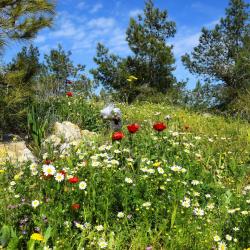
xmin=0 ymin=98 xmax=249 ymax=250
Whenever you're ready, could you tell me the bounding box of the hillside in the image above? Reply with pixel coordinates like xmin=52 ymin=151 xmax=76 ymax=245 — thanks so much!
xmin=0 ymin=100 xmax=249 ymax=249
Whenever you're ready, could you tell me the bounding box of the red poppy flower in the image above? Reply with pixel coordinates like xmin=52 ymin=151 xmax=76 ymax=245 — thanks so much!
xmin=153 ymin=122 xmax=167 ymax=132
xmin=68 ymin=176 xmax=79 ymax=183
xmin=112 ymin=131 xmax=125 ymax=140
xmin=71 ymin=203 xmax=80 ymax=210
xmin=66 ymin=91 xmax=73 ymax=97
xmin=127 ymin=123 xmax=140 ymax=134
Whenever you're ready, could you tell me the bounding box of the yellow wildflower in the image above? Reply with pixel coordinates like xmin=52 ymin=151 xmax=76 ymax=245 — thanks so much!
xmin=129 ymin=75 xmax=138 ymax=80
xmin=0 ymin=170 xmax=5 ymax=174
xmin=153 ymin=161 xmax=161 ymax=167
xmin=30 ymin=233 xmax=44 ymax=241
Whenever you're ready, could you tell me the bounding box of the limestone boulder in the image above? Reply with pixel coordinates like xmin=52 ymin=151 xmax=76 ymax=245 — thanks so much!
xmin=0 ymin=141 xmax=36 ymax=163
xmin=54 ymin=121 xmax=82 ymax=142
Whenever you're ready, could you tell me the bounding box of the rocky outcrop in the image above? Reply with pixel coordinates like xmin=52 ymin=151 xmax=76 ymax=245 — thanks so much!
xmin=0 ymin=141 xmax=36 ymax=163
xmin=43 ymin=121 xmax=97 ymax=149
xmin=54 ymin=121 xmax=82 ymax=142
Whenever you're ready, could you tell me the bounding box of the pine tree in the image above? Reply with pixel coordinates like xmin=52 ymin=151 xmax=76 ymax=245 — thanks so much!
xmin=126 ymin=0 xmax=176 ymax=92
xmin=42 ymin=44 xmax=89 ymax=97
xmin=0 ymin=45 xmax=41 ymax=134
xmin=91 ymin=0 xmax=177 ymax=102
xmin=182 ymin=0 xmax=250 ymax=108
xmin=0 ymin=0 xmax=55 ymax=49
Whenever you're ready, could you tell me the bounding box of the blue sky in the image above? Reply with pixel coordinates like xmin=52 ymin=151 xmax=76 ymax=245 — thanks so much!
xmin=3 ymin=0 xmax=233 ymax=89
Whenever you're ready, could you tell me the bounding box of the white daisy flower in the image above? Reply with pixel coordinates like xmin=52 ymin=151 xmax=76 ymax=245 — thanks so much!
xmin=191 ymin=180 xmax=200 ymax=185
xmin=206 ymin=203 xmax=215 ymax=210
xmin=92 ymin=161 xmax=101 ymax=167
xmin=117 ymin=212 xmax=125 ymax=218
xmin=193 ymin=208 xmax=205 ymax=216
xmin=214 ymin=235 xmax=221 ymax=242
xmin=42 ymin=164 xmax=56 ymax=176
xmin=95 ymin=225 xmax=104 ymax=231
xmin=55 ymin=173 xmax=64 ymax=182
xmin=181 ymin=197 xmax=191 ymax=208
xmin=142 ymin=202 xmax=151 ymax=208
xmin=98 ymin=238 xmax=108 ymax=249
xmin=125 ymin=177 xmax=133 ymax=184
xmin=218 ymin=241 xmax=227 ymax=250
xmin=32 ymin=200 xmax=40 ymax=208
xmin=157 ymin=167 xmax=164 ymax=174
xmin=170 ymin=165 xmax=182 ymax=172
xmin=79 ymin=181 xmax=87 ymax=190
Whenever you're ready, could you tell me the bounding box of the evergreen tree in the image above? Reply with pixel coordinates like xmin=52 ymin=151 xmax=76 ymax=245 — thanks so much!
xmin=91 ymin=0 xmax=177 ymax=102
xmin=126 ymin=0 xmax=176 ymax=92
xmin=0 ymin=45 xmax=41 ymax=134
xmin=41 ymin=44 xmax=91 ymax=97
xmin=0 ymin=0 xmax=55 ymax=49
xmin=182 ymin=0 xmax=250 ymax=108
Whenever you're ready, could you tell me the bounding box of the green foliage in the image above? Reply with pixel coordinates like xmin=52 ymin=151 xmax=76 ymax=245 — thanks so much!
xmin=91 ymin=0 xmax=177 ymax=102
xmin=33 ymin=97 xmax=104 ymax=133
xmin=27 ymin=105 xmax=48 ymax=150
xmin=227 ymin=89 xmax=250 ymax=121
xmin=0 ymin=0 xmax=55 ymax=49
xmin=39 ymin=44 xmax=92 ymax=98
xmin=184 ymin=81 xmax=217 ymax=110
xmin=126 ymin=0 xmax=176 ymax=92
xmin=0 ymin=45 xmax=41 ymax=134
xmin=0 ymin=225 xmax=19 ymax=249
xmin=182 ymin=0 xmax=250 ymax=108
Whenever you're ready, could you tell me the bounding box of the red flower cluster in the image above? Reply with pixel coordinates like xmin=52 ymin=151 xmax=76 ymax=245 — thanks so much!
xmin=66 ymin=91 xmax=73 ymax=97
xmin=153 ymin=122 xmax=167 ymax=132
xmin=68 ymin=176 xmax=79 ymax=183
xmin=111 ymin=121 xmax=168 ymax=141
xmin=127 ymin=123 xmax=140 ymax=134
xmin=112 ymin=131 xmax=125 ymax=141
xmin=71 ymin=203 xmax=80 ymax=210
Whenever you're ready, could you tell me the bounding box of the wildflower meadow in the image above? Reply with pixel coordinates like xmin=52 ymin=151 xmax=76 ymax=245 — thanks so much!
xmin=0 ymin=0 xmax=249 ymax=249
xmin=0 ymin=99 xmax=249 ymax=250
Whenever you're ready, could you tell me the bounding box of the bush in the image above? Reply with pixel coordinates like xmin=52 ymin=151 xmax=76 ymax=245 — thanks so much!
xmin=227 ymin=90 xmax=250 ymax=121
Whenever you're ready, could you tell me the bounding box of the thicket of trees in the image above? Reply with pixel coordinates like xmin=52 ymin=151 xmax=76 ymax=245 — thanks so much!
xmin=182 ymin=0 xmax=250 ymax=110
xmin=0 ymin=0 xmax=249 ymax=135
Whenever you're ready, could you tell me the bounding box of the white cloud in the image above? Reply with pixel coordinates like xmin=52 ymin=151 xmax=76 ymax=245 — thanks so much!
xmin=51 ymin=20 xmax=78 ymax=38
xmin=90 ymin=3 xmax=103 ymax=14
xmin=77 ymin=1 xmax=85 ymax=10
xmin=129 ymin=9 xmax=143 ymax=18
xmin=87 ymin=18 xmax=115 ymax=29
xmin=34 ymin=35 xmax=46 ymax=43
xmin=172 ymin=32 xmax=201 ymax=57
xmin=107 ymin=28 xmax=129 ymax=54
xmin=32 ymin=9 xmax=129 ymax=58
